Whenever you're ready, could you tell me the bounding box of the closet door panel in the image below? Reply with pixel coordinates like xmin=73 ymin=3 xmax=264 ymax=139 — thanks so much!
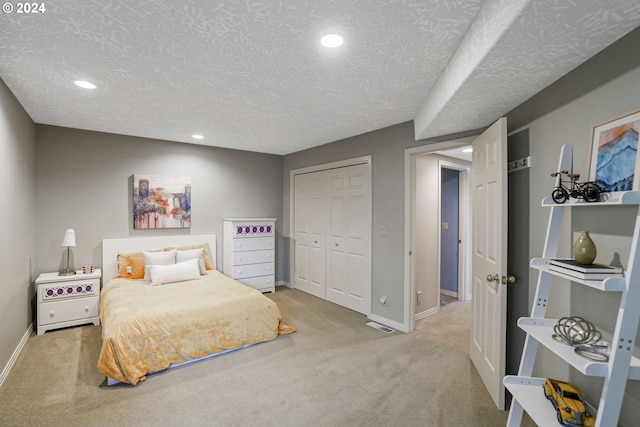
xmin=343 ymin=164 xmax=371 ymax=314
xmin=294 ymin=172 xmax=326 ymax=298
xmin=327 ymin=169 xmax=347 ymax=306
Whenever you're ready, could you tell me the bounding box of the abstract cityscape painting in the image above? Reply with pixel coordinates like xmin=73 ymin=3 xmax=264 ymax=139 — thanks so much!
xmin=589 ymin=110 xmax=640 ymax=194
xmin=133 ymin=175 xmax=191 ymax=229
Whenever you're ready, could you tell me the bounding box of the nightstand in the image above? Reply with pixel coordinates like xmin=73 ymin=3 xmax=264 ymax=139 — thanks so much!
xmin=35 ymin=269 xmax=101 ymax=335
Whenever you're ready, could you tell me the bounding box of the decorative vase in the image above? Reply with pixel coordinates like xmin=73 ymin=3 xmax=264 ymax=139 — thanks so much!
xmin=573 ymin=231 xmax=597 ymax=265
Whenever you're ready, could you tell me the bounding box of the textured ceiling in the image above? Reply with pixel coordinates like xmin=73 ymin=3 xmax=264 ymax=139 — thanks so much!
xmin=1 ymin=1 xmax=640 ymax=155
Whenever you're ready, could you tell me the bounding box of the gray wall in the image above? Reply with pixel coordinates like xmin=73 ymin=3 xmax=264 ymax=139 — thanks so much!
xmin=0 ymin=79 xmax=36 ymax=380
xmin=34 ymin=126 xmax=284 ymax=279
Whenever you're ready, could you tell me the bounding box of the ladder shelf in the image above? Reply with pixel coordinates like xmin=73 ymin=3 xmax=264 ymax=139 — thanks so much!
xmin=506 ymin=143 xmax=640 ymax=427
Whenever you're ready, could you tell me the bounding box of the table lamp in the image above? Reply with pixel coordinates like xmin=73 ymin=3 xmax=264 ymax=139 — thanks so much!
xmin=59 ymin=229 xmax=77 ymax=276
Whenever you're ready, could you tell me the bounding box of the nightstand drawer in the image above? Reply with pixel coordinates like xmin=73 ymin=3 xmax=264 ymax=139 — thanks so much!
xmin=231 ymin=262 xmax=273 ymax=279
xmin=38 ymin=296 xmax=99 ymax=326
xmin=232 ymin=249 xmax=274 ymax=266
xmin=37 ymin=278 xmax=99 ymax=302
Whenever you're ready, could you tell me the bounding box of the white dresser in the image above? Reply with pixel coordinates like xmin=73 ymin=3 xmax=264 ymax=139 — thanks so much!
xmin=223 ymin=218 xmax=276 ymax=293
xmin=35 ymin=269 xmax=101 ymax=335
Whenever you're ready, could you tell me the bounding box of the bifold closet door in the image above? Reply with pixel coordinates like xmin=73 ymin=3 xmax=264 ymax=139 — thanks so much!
xmin=293 ymin=171 xmax=327 ymax=298
xmin=325 ymin=164 xmax=370 ymax=314
xmin=294 ymin=163 xmax=371 ymax=315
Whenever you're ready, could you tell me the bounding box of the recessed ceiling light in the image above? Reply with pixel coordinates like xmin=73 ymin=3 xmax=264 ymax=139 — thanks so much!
xmin=74 ymin=80 xmax=96 ymax=89
xmin=463 ymin=148 xmax=473 ymax=153
xmin=192 ymin=134 xmax=204 ymax=140
xmin=320 ymin=34 xmax=343 ymax=48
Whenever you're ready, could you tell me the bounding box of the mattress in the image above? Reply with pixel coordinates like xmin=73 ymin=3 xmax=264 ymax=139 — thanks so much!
xmin=97 ymin=270 xmax=294 ymax=384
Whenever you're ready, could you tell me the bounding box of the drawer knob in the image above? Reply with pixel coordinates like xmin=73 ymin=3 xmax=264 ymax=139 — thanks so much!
xmin=238 ymin=257 xmax=243 ymax=261
xmin=49 ymin=311 xmax=55 ymax=317
xmin=84 ymin=306 xmax=89 ymax=313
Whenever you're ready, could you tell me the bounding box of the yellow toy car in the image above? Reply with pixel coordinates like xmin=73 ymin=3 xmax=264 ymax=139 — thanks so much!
xmin=543 ymin=378 xmax=595 ymax=426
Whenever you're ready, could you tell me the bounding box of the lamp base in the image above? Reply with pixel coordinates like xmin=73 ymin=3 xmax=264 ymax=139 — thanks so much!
xmin=59 ymin=270 xmax=77 ymax=276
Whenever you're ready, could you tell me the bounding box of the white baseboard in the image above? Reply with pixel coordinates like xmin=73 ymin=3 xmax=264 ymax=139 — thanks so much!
xmin=415 ymin=306 xmax=440 ymax=321
xmin=0 ymin=323 xmax=32 ymax=388
xmin=276 ymin=280 xmax=292 ymax=289
xmin=440 ymin=289 xmax=458 ymax=298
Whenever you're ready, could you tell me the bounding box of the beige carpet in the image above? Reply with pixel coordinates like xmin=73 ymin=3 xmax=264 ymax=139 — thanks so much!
xmin=0 ymin=288 xmax=532 ymax=427
xmin=415 ymin=298 xmax=471 ymax=354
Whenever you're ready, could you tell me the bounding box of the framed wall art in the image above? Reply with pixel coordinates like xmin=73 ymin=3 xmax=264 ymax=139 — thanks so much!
xmin=133 ymin=175 xmax=191 ymax=229
xmin=589 ymin=109 xmax=640 ymax=194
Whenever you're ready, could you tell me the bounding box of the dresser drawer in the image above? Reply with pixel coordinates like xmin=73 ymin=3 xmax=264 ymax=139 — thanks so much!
xmin=38 ymin=296 xmax=99 ymax=326
xmin=232 ymin=249 xmax=274 ymax=266
xmin=240 ymin=275 xmax=275 ymax=291
xmin=233 ymin=237 xmax=273 ymax=252
xmin=232 ymin=262 xmax=273 ymax=279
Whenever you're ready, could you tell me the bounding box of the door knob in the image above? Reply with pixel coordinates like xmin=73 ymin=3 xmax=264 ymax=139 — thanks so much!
xmin=486 ymin=274 xmax=500 ymax=282
xmin=502 ymin=275 xmax=516 ymax=284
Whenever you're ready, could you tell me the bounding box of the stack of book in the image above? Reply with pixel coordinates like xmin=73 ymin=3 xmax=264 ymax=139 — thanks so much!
xmin=549 ymin=259 xmax=623 ymax=280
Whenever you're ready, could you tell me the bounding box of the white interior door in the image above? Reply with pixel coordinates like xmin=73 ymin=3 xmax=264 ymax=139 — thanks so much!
xmin=294 ymin=172 xmax=327 ymax=298
xmin=326 ymin=164 xmax=371 ymax=314
xmin=469 ymin=117 xmax=508 ymax=410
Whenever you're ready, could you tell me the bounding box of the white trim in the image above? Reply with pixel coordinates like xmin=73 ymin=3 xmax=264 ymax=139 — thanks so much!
xmin=0 ymin=323 xmax=32 ymax=388
xmin=415 ymin=306 xmax=440 ymax=321
xmin=288 ymin=155 xmax=372 ymax=296
xmin=404 ymin=137 xmax=475 ymax=333
xmin=440 ymin=289 xmax=458 ymax=298
xmin=276 ymin=280 xmax=292 ymax=289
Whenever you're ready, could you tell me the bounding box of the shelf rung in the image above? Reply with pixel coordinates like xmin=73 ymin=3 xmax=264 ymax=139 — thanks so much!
xmin=530 ymin=258 xmax=626 ymax=291
xmin=517 ymin=317 xmax=640 ymax=380
xmin=541 ymin=191 xmax=640 ymax=206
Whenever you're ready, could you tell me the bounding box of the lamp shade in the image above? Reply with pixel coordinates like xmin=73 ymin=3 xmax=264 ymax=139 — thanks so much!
xmin=61 ymin=229 xmax=76 ymax=247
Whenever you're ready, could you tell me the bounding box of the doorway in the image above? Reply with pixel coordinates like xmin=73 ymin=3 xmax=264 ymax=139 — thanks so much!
xmin=440 ymin=167 xmax=461 ymax=306
xmin=404 ymin=139 xmax=473 ymax=332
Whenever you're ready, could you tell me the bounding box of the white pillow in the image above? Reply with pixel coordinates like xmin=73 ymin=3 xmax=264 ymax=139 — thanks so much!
xmin=143 ymin=249 xmax=176 ymax=281
xmin=150 ymin=258 xmax=201 ymax=286
xmin=176 ymin=248 xmax=207 ymax=275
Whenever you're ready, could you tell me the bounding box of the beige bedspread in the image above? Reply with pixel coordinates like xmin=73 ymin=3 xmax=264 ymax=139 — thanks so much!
xmin=98 ymin=270 xmax=294 ymax=384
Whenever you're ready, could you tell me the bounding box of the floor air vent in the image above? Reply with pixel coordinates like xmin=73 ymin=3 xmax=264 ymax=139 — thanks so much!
xmin=366 ymin=321 xmax=395 ymax=333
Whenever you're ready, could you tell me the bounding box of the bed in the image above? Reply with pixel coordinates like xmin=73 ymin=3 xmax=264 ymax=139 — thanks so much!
xmin=98 ymin=234 xmax=294 ymax=385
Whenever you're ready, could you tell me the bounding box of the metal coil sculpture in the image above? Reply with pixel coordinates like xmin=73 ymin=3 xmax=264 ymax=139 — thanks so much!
xmin=552 ymin=316 xmax=609 ymax=362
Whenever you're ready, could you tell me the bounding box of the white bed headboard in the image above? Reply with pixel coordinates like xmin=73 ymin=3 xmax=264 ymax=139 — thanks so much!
xmin=102 ymin=234 xmax=217 ymax=280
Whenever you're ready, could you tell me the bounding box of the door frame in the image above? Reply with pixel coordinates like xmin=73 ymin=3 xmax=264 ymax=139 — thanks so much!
xmin=289 ymin=155 xmax=372 ymax=295
xmin=404 ymin=139 xmax=473 ymax=332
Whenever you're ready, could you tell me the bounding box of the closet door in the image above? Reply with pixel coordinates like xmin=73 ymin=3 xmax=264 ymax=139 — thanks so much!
xmin=293 ymin=171 xmax=327 ymax=298
xmin=326 ymin=164 xmax=371 ymax=315
xmin=293 ymin=162 xmax=371 ymax=316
